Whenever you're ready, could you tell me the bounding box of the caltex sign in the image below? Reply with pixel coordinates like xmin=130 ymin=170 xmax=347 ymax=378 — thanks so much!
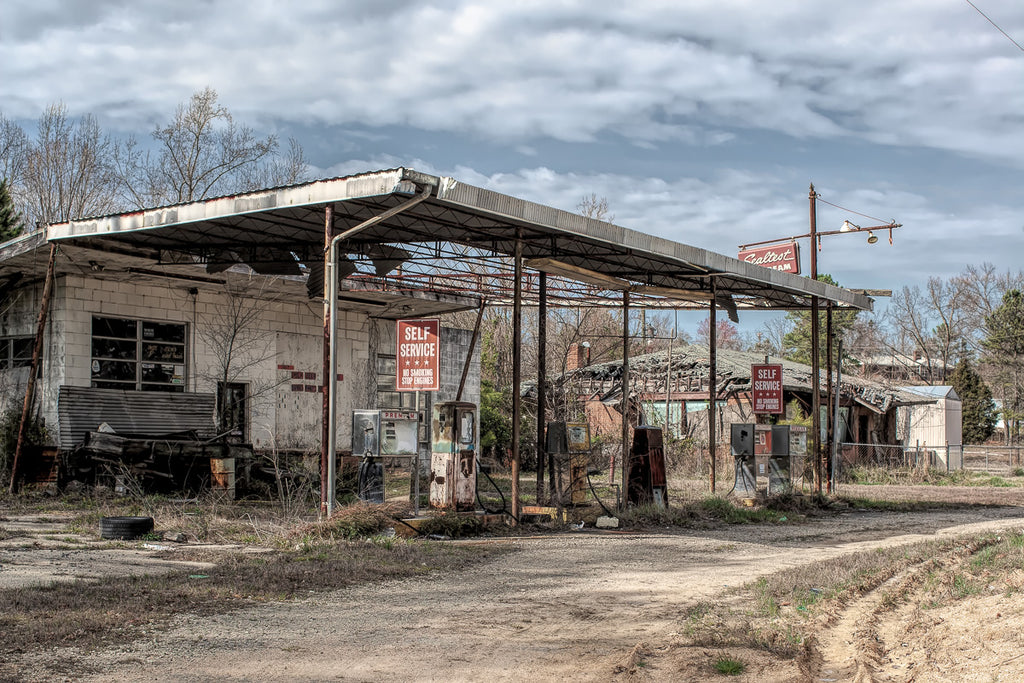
xmin=397 ymin=319 xmax=440 ymax=392
xmin=738 ymin=243 xmax=801 ymax=274
xmin=751 ymin=363 xmax=784 ymax=414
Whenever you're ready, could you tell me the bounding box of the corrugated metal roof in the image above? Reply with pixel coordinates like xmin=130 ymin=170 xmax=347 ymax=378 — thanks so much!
xmin=563 ymin=344 xmax=924 ymax=411
xmin=2 ymin=168 xmax=875 ymax=314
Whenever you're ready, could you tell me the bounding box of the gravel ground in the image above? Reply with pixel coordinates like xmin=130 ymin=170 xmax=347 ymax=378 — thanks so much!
xmin=6 ymin=501 xmax=1020 ymax=682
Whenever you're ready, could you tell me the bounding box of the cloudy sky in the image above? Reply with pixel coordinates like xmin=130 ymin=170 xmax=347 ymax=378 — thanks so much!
xmin=3 ymin=0 xmax=1023 ymax=330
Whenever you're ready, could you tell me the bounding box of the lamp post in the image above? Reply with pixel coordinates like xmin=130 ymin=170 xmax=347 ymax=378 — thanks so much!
xmin=739 ymin=183 xmax=901 ymax=494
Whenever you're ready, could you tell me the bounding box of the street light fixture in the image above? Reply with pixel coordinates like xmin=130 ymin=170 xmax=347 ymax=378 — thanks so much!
xmin=738 ymin=184 xmax=902 ymax=495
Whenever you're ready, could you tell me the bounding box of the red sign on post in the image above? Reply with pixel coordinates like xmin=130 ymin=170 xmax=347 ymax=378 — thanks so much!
xmin=397 ymin=319 xmax=440 ymax=392
xmin=751 ymin=363 xmax=783 ymax=414
xmin=738 ymin=243 xmax=801 ymax=274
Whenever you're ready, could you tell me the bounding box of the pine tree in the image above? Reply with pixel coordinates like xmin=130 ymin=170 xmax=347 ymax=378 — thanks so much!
xmin=982 ymin=289 xmax=1024 ymax=443
xmin=949 ymin=359 xmax=996 ymax=444
xmin=0 ymin=178 xmax=24 ymax=241
xmin=783 ymin=274 xmax=859 ymax=366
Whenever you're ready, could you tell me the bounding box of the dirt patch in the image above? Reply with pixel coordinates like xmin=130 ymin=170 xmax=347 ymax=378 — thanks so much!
xmin=4 ymin=492 xmax=1024 ymax=681
xmin=1 ymin=503 xmax=1019 ymax=681
xmin=0 ymin=513 xmax=220 ymax=589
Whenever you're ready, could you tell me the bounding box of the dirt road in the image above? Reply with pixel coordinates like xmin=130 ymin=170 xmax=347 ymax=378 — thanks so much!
xmin=26 ymin=504 xmax=1018 ymax=682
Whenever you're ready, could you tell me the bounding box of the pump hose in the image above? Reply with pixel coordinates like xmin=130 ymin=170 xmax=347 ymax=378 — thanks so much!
xmin=476 ymin=460 xmax=519 ymax=523
xmin=585 ymin=469 xmax=616 ymax=517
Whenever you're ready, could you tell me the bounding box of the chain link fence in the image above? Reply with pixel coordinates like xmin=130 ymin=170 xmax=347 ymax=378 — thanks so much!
xmin=840 ymin=442 xmax=1024 ymax=476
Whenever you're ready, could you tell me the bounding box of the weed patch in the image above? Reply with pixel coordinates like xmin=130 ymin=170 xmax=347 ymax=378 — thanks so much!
xmin=0 ymin=539 xmax=501 ymax=659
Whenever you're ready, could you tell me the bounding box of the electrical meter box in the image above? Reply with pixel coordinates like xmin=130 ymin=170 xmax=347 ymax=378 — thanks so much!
xmin=627 ymin=426 xmax=668 ymax=507
xmin=768 ymin=424 xmax=792 ymax=494
xmin=788 ymin=425 xmax=808 ymax=484
xmin=731 ymin=423 xmax=757 ymax=497
xmin=429 ymin=401 xmax=477 ymax=511
xmin=566 ymin=422 xmax=591 ymax=505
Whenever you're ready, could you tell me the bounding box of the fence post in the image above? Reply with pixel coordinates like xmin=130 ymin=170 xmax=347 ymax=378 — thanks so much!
xmin=946 ymin=441 xmax=949 ymax=473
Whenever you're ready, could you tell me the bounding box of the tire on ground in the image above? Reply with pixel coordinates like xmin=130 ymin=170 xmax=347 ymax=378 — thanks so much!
xmin=99 ymin=515 xmax=154 ymax=540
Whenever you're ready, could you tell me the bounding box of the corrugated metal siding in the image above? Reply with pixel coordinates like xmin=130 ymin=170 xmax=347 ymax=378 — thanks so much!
xmin=57 ymin=386 xmax=216 ymax=450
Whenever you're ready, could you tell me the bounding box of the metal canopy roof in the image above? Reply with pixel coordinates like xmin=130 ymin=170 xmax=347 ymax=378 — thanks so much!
xmin=7 ymin=168 xmax=873 ymax=315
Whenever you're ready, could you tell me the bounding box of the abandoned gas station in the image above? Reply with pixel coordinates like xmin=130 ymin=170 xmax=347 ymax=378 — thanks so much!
xmin=0 ymin=168 xmax=876 ymax=517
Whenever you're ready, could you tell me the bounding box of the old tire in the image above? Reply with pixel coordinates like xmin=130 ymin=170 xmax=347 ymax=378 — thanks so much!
xmin=99 ymin=516 xmax=154 ymax=540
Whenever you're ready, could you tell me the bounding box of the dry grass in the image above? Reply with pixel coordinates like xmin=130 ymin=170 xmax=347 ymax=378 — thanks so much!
xmin=678 ymin=531 xmax=1024 ymax=661
xmin=0 ymin=536 xmax=500 ymax=663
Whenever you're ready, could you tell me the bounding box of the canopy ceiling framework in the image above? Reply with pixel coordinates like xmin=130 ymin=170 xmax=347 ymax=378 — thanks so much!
xmin=33 ymin=168 xmax=874 ymax=318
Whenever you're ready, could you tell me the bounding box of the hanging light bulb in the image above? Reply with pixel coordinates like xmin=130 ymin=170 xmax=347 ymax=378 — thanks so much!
xmin=867 ymin=231 xmax=879 ymax=244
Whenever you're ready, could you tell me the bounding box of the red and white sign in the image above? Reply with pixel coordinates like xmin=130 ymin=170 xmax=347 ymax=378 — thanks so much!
xmin=751 ymin=363 xmax=784 ymax=414
xmin=738 ymin=243 xmax=801 ymax=274
xmin=397 ymin=319 xmax=440 ymax=392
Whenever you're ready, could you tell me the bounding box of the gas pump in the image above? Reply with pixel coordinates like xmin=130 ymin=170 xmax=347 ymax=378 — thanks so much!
xmin=567 ymin=423 xmax=591 ymax=505
xmin=429 ymin=401 xmax=477 ymax=511
xmin=626 ymin=426 xmax=668 ymax=507
xmin=351 ymin=409 xmax=420 ymax=504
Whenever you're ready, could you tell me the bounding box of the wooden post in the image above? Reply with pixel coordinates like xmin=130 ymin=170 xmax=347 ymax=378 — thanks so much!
xmin=9 ymin=243 xmax=57 ymax=494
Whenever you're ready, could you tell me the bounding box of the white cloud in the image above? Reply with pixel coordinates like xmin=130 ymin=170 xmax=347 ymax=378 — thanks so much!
xmin=3 ymin=1 xmax=1023 ymax=165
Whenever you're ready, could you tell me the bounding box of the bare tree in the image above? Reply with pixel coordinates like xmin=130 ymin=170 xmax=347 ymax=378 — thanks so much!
xmin=576 ymin=193 xmax=614 ymax=223
xmin=0 ymin=112 xmax=28 ymax=190
xmin=114 ymin=87 xmax=307 ymax=209
xmin=696 ymin=316 xmax=742 ymax=350
xmin=20 ymin=103 xmax=118 ymax=226
xmin=196 ymin=277 xmax=283 ymax=438
xmin=955 ymin=263 xmax=1024 ymax=354
xmin=748 ymin=316 xmax=792 ymax=357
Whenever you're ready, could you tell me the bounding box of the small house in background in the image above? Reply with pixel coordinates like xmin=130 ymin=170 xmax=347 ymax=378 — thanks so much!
xmin=899 ymin=385 xmax=962 ymax=453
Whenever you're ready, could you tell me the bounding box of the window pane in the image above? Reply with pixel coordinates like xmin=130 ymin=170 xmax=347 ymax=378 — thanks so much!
xmin=93 ymin=338 xmax=137 ymax=360
xmin=378 ymin=391 xmax=400 ymax=408
xmin=142 ymin=321 xmax=185 ymax=343
xmin=92 ymin=380 xmax=134 ymax=390
xmin=92 ymin=359 xmax=136 ymax=382
xmin=141 ymin=342 xmax=185 ymax=363
xmin=12 ymin=337 xmax=34 ymax=367
xmin=376 ymin=355 xmax=396 ymax=375
xmin=142 ymin=383 xmax=184 ymax=393
xmin=93 ymin=317 xmax=137 ymax=339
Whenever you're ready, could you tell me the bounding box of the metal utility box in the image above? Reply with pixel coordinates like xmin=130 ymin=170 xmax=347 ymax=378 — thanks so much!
xmin=567 ymin=422 xmax=591 ymax=505
xmin=731 ymin=423 xmax=757 ymax=497
xmin=352 ymin=410 xmax=420 ymax=458
xmin=429 ymin=401 xmax=477 ymax=511
xmin=768 ymin=425 xmax=792 ymax=494
xmin=626 ymin=426 xmax=668 ymax=507
xmin=789 ymin=425 xmax=808 ymax=484
xmin=351 ymin=410 xmax=420 ymax=504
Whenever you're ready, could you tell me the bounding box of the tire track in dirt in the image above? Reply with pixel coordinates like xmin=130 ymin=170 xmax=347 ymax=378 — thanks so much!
xmin=805 ymin=536 xmax=1002 ymax=683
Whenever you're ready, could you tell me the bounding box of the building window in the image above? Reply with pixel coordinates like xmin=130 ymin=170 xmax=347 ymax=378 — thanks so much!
xmin=0 ymin=336 xmax=34 ymax=370
xmin=376 ymin=354 xmax=416 ymax=409
xmin=91 ymin=316 xmax=187 ymax=392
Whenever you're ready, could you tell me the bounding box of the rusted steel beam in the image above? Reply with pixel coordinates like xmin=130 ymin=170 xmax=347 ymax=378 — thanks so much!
xmin=456 ymin=301 xmax=486 ymax=402
xmin=537 ymin=271 xmax=547 ymax=504
xmin=620 ymin=290 xmax=630 ymax=500
xmin=321 ymin=203 xmax=334 ymax=516
xmin=10 ymin=243 xmax=57 ymax=494
xmin=511 ymin=237 xmax=522 ymax=522
xmin=709 ymin=277 xmax=717 ymax=494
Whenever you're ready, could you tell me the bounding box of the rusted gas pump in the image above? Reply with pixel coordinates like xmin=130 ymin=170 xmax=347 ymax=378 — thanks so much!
xmin=429 ymin=401 xmax=477 ymax=511
xmin=626 ymin=426 xmax=668 ymax=507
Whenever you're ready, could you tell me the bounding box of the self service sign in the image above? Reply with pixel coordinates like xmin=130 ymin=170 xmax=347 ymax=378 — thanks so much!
xmin=397 ymin=319 xmax=440 ymax=392
xmin=751 ymin=363 xmax=783 ymax=414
